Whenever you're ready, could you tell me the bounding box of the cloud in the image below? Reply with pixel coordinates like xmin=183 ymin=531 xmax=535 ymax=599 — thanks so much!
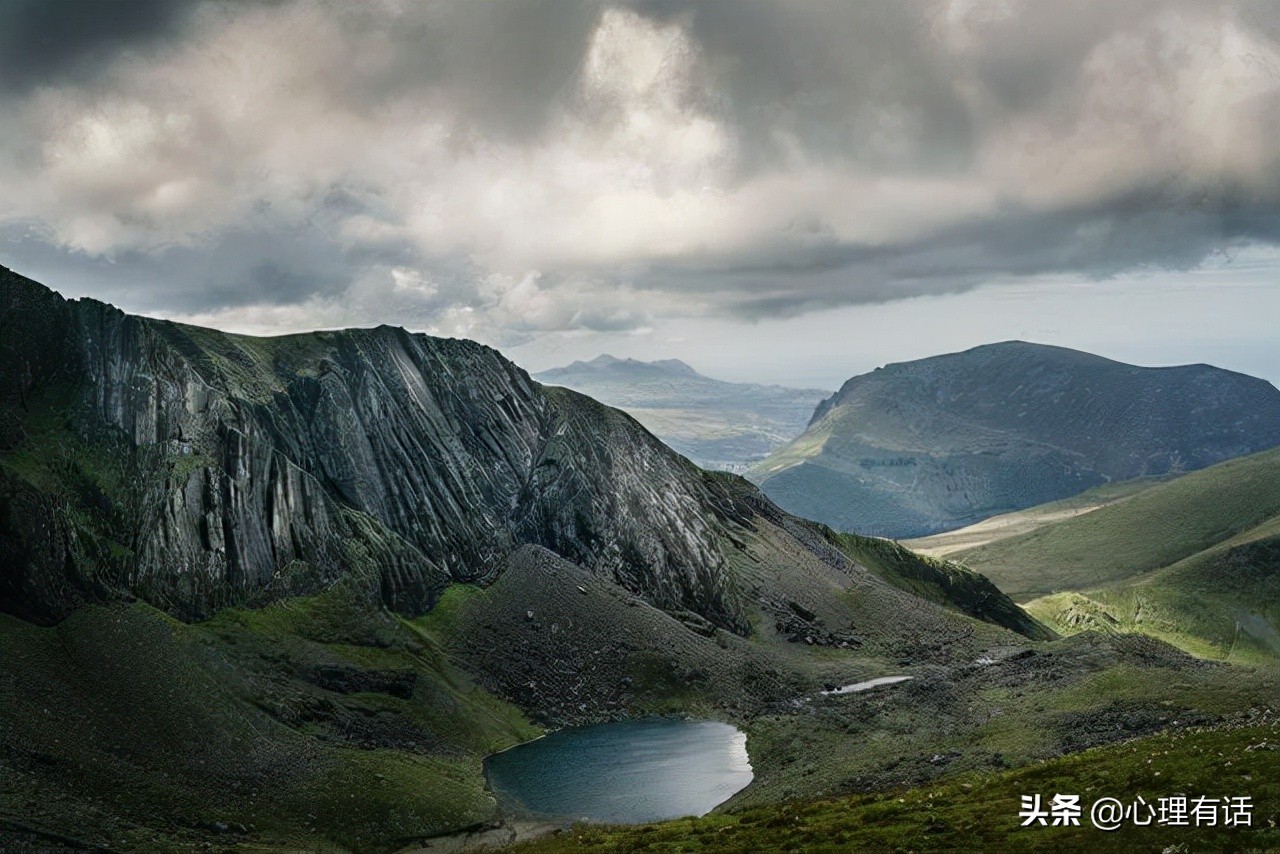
xmin=0 ymin=0 xmax=197 ymax=95
xmin=0 ymin=0 xmax=1276 ymax=343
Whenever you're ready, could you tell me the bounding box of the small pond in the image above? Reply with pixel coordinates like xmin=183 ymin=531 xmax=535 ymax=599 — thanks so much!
xmin=485 ymin=718 xmax=753 ymax=824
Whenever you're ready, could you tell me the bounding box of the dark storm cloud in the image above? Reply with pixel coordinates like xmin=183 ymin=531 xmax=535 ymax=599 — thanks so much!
xmin=646 ymin=187 xmax=1280 ymax=320
xmin=0 ymin=0 xmax=195 ymax=94
xmin=0 ymin=217 xmax=361 ymax=314
xmin=626 ymin=0 xmax=978 ymax=174
xmin=0 ymin=0 xmax=1276 ymax=337
xmin=354 ymin=0 xmax=605 ymax=141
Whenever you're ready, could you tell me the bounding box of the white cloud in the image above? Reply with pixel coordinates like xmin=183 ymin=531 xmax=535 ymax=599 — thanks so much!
xmin=1 ymin=0 xmax=1276 ymax=341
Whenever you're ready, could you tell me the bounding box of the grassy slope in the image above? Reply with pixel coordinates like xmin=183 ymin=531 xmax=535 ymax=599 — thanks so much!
xmin=513 ymin=719 xmax=1279 ymax=854
xmin=0 ymin=585 xmax=538 ymax=852
xmin=929 ymin=449 xmax=1280 ymax=665
xmin=949 ymin=448 xmax=1280 ymax=600
xmin=831 ymin=532 xmax=1054 ymax=641
xmin=904 ymin=476 xmax=1174 ymax=558
xmin=4 ymin=525 xmax=1277 ymax=851
xmin=727 ymin=636 xmax=1277 ymax=817
xmin=1024 ymin=517 xmax=1280 ymax=664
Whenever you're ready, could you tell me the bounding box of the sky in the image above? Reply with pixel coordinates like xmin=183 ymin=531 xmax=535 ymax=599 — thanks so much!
xmin=2 ymin=0 xmax=1277 ymax=388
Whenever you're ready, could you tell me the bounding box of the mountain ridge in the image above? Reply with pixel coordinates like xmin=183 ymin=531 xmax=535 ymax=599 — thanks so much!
xmin=1 ymin=268 xmax=743 ymax=628
xmin=750 ymin=340 xmax=1280 ymax=538
xmin=549 ymin=353 xmax=703 ymax=379
xmin=0 ymin=267 xmax=1045 ymax=643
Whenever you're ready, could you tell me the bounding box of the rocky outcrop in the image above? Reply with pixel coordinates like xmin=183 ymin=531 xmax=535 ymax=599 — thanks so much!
xmin=0 ymin=268 xmax=748 ymax=627
xmin=750 ymin=341 xmax=1280 ymax=538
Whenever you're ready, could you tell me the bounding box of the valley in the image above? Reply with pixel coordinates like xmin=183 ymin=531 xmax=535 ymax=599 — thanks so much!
xmin=535 ymin=355 xmax=826 ymax=472
xmin=1 ymin=268 xmax=1277 ymax=852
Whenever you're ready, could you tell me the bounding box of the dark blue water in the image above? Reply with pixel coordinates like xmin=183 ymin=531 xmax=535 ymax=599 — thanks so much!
xmin=485 ymin=718 xmax=753 ymax=824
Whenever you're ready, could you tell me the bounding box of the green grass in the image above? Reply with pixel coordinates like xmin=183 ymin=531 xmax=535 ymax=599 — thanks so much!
xmin=410 ymin=582 xmax=489 ymax=640
xmin=726 ymin=641 xmax=1277 ymax=814
xmin=935 ymin=449 xmax=1280 ymax=665
xmin=906 ymin=475 xmax=1176 ymax=558
xmin=513 ymin=720 xmax=1280 ymax=853
xmin=952 ymin=448 xmax=1280 ymax=600
xmin=1 ymin=379 xmax=130 ymax=496
xmin=832 ymin=531 xmax=1054 ymax=639
xmin=1024 ymin=518 xmax=1280 ymax=664
xmin=0 ymin=586 xmax=538 ymax=852
xmin=744 ymin=423 xmax=834 ymax=480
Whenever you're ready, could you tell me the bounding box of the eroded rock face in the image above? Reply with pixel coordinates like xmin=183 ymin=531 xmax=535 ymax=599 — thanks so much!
xmin=0 ymin=268 xmax=744 ymax=629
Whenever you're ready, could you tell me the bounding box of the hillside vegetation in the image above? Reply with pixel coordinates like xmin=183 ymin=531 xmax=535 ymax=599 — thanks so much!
xmin=950 ymin=449 xmax=1280 ymax=599
xmin=1023 ymin=518 xmax=1280 ymax=664
xmin=947 ymin=450 xmax=1280 ymax=663
xmin=905 ymin=476 xmax=1174 ymax=558
xmin=0 ymin=587 xmax=538 ymax=852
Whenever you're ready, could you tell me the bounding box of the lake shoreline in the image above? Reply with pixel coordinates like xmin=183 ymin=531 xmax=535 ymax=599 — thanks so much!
xmin=484 ymin=717 xmax=753 ymax=826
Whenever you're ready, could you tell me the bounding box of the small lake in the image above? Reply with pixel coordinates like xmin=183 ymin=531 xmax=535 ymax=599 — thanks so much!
xmin=485 ymin=718 xmax=753 ymax=824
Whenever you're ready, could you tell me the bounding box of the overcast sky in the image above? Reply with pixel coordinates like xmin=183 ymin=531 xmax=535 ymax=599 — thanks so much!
xmin=2 ymin=0 xmax=1277 ymax=387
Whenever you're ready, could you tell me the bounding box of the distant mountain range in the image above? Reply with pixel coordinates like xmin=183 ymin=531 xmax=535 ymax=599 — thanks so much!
xmin=534 ymin=354 xmax=826 ymax=471
xmin=748 ymin=341 xmax=1280 ymax=539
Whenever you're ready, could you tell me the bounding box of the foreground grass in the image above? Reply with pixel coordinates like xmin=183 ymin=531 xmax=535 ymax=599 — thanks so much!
xmin=515 ymin=720 xmax=1280 ymax=853
xmin=0 ymin=591 xmax=538 ymax=852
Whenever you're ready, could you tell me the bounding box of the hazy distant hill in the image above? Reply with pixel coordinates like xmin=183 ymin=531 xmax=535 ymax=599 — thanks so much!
xmin=748 ymin=341 xmax=1280 ymax=538
xmin=535 ymin=354 xmax=825 ymax=471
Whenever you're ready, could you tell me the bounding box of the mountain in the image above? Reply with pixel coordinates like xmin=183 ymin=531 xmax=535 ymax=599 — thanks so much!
xmin=534 ymin=354 xmax=825 ymax=471
xmin=747 ymin=341 xmax=1280 ymax=538
xmin=3 ymin=266 xmax=1073 ymax=849
xmin=1 ymin=274 xmax=750 ymax=630
xmin=928 ymin=448 xmax=1280 ymax=663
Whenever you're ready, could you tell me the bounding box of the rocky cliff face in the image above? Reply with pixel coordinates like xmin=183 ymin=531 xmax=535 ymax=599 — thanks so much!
xmin=750 ymin=341 xmax=1280 ymax=538
xmin=0 ymin=268 xmax=745 ymax=628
